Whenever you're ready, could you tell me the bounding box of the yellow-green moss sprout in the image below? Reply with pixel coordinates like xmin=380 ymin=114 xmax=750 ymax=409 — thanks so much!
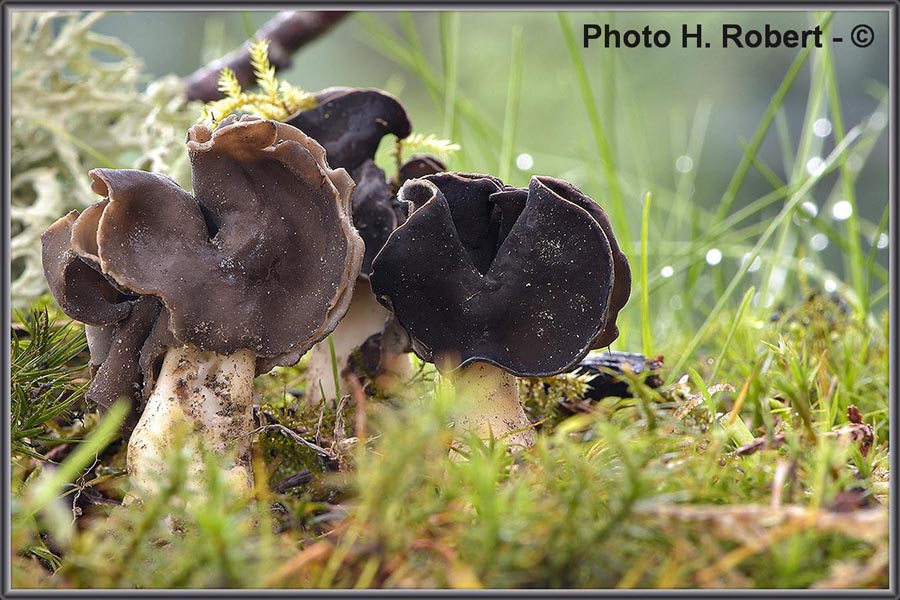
xmin=200 ymin=39 xmax=317 ymax=127
xmin=390 ymin=132 xmax=461 ymax=171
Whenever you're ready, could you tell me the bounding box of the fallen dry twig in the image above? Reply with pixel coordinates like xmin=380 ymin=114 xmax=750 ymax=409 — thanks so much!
xmin=247 ymin=424 xmax=337 ymax=461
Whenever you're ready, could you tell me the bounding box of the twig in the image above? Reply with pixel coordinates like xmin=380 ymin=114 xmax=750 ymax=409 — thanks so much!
xmin=315 ymin=402 xmax=325 ymax=446
xmin=770 ymin=458 xmax=795 ymax=509
xmin=246 ymin=424 xmax=337 ymax=461
xmin=637 ymin=503 xmax=887 ymax=544
xmin=333 ymin=394 xmax=350 ymax=444
xmin=183 ymin=11 xmax=351 ymax=102
xmin=71 ymin=454 xmax=100 ymax=522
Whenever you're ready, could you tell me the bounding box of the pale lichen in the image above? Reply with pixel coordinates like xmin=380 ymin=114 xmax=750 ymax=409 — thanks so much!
xmin=11 ymin=12 xmax=197 ymax=309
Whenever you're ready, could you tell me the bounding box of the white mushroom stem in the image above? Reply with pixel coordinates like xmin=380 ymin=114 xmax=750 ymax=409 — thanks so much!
xmin=126 ymin=345 xmax=256 ymax=503
xmin=452 ymin=361 xmax=535 ymax=452
xmin=306 ymin=281 xmax=408 ymax=404
xmin=374 ymin=346 xmax=415 ymax=398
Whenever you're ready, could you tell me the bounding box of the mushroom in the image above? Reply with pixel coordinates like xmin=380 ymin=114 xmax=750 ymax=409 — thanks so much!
xmin=285 ymin=86 xmax=447 ymax=403
xmin=304 ymin=155 xmax=447 ymax=403
xmin=42 ymin=115 xmax=363 ymax=499
xmin=286 ymin=87 xmax=412 ymax=172
xmin=369 ymin=173 xmax=631 ymax=450
xmin=41 ymin=208 xmax=169 ymax=435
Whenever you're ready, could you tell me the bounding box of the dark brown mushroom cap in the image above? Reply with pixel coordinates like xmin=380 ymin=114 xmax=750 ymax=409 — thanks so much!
xmin=41 ymin=209 xmax=132 ymax=326
xmin=370 ymin=173 xmax=627 ymax=377
xmin=351 ymin=160 xmax=397 ymax=276
xmin=69 ymin=200 xmax=106 ymax=269
xmin=286 ymin=87 xmax=412 ymax=172
xmin=43 ymin=206 xmax=163 ymax=431
xmin=86 ymin=115 xmax=363 ymax=359
xmin=396 ymin=154 xmax=447 ymax=189
xmin=137 ymin=305 xmax=177 ymax=399
xmin=85 ymin=295 xmax=164 ymax=434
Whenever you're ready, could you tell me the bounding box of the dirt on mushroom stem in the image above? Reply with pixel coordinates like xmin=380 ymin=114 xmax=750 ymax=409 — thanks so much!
xmin=125 ymin=345 xmax=257 ymax=505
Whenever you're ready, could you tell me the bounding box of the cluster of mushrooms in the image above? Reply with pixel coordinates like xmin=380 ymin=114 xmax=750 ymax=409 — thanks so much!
xmin=41 ymin=86 xmax=631 ymax=500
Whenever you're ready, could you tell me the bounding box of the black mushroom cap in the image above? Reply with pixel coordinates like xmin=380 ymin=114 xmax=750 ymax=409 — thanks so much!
xmin=397 ymin=154 xmax=448 ymax=188
xmin=537 ymin=178 xmax=631 ymax=348
xmin=85 ymin=114 xmax=363 ymax=361
xmin=351 ymin=155 xmax=447 ymax=277
xmin=369 ymin=173 xmax=630 ymax=377
xmin=285 ymin=86 xmax=441 ymax=280
xmin=287 ymin=87 xmax=412 ymax=173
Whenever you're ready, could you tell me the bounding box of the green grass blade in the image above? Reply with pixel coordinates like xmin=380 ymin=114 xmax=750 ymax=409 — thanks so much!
xmin=822 ymin=38 xmax=867 ymax=315
xmin=328 ymin=335 xmax=341 ymax=400
xmin=439 ymin=12 xmax=461 ymax=142
xmin=739 ymin=129 xmax=888 ymax=288
xmin=558 ymin=12 xmax=631 ymax=254
xmin=708 ymin=287 xmax=755 ymax=385
xmin=666 ymin=123 xmax=862 ymax=382
xmin=760 ymin=15 xmax=830 ymax=307
xmin=775 ymin=108 xmax=795 ymax=176
xmin=356 ymin=13 xmax=500 ymax=164
xmin=28 ymin=400 xmax=129 ymax=515
xmin=240 ymin=12 xmax=256 ymax=39
xmin=714 ymin=12 xmax=834 ymax=220
xmin=498 ymin=26 xmax=524 ymax=182
xmin=640 ymin=192 xmax=653 ymax=356
xmin=398 ymin=12 xmax=441 ymax=108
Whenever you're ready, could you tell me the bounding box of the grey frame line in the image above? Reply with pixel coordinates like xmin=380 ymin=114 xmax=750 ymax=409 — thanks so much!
xmin=2 ymin=1 xmax=897 ymax=598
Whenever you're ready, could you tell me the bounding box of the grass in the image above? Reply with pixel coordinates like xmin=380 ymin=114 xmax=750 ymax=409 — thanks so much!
xmin=10 ymin=309 xmax=88 ymax=461
xmin=13 ymin=299 xmax=889 ymax=588
xmin=9 ymin=10 xmax=891 ymax=591
xmin=559 ymin=12 xmax=630 ymax=255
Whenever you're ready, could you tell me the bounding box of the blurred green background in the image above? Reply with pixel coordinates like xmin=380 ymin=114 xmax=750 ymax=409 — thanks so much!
xmin=92 ymin=10 xmax=889 ymax=210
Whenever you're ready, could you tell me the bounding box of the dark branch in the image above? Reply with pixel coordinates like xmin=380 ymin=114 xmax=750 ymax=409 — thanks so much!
xmin=183 ymin=10 xmax=351 ymax=103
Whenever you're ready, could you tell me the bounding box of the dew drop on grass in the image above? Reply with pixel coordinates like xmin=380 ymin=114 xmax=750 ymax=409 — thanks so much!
xmin=799 ymin=257 xmax=816 ymax=273
xmin=806 ymin=157 xmax=825 ymax=177
xmin=740 ymin=253 xmax=762 ymax=272
xmin=823 ymin=278 xmax=838 ymax=293
xmin=875 ymin=233 xmax=889 ymax=249
xmin=847 ymin=153 xmax=864 ymax=173
xmin=753 ymin=291 xmax=775 ymax=308
xmin=810 ymin=233 xmax=829 ymax=251
xmin=832 ymin=200 xmax=853 ymax=221
xmin=669 ymin=295 xmax=683 ymax=310
xmin=812 ymin=118 xmax=832 ymax=137
xmin=674 ymin=155 xmax=693 ymax=173
xmin=801 ymin=201 xmax=818 ymax=217
xmin=868 ymin=111 xmax=887 ymax=130
xmin=660 ymin=265 xmax=674 ymax=278
xmin=515 ymin=153 xmax=534 ymax=171
xmin=705 ymin=248 xmax=722 ymax=265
